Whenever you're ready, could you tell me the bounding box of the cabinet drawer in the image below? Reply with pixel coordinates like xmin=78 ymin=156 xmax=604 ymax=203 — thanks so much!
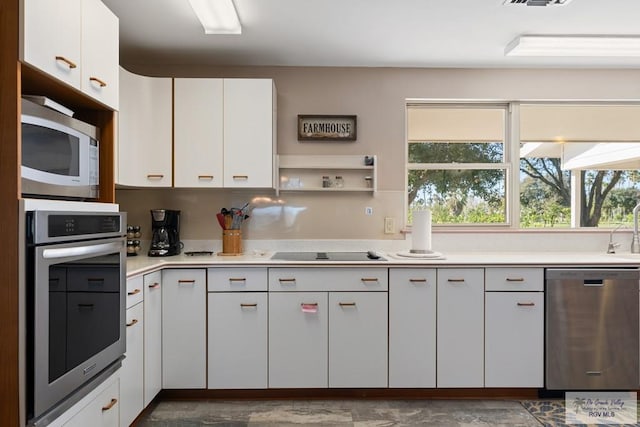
xmin=269 ymin=267 xmax=388 ymax=292
xmin=485 ymin=268 xmax=543 ymax=291
xmin=208 ymin=267 xmax=267 ymax=292
xmin=126 ymin=275 xmax=144 ymax=308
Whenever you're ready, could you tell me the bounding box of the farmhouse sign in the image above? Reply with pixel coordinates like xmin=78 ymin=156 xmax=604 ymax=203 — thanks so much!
xmin=297 ymin=115 xmax=357 ymax=141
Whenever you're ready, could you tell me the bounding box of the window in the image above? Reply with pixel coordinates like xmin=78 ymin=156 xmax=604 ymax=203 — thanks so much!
xmin=407 ymin=102 xmax=640 ymax=228
xmin=407 ymin=104 xmax=509 ymax=225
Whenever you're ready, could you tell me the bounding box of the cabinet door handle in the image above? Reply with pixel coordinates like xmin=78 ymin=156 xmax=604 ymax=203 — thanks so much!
xmin=278 ymin=278 xmax=296 ymax=284
xmin=447 ymin=278 xmax=465 ymax=283
xmin=229 ymin=278 xmax=246 ymax=283
xmin=78 ymin=303 xmax=95 ymax=309
xmin=146 ymin=174 xmax=164 ymax=179
xmin=240 ymin=303 xmax=258 ymax=308
xmin=338 ymin=302 xmax=356 ymax=307
xmin=102 ymin=398 xmax=118 ymax=412
xmin=586 ymin=371 xmax=602 ymax=376
xmin=232 ymin=175 xmax=249 ymax=180
xmin=127 ymin=288 xmax=141 ymax=296
xmin=517 ymin=302 xmax=535 ymax=307
xmin=89 ymin=76 xmax=107 ymax=87
xmin=148 ymin=283 xmax=160 ymax=289
xmin=198 ymin=175 xmax=214 ymax=180
xmin=126 ymin=318 xmax=139 ymax=327
xmin=506 ymin=277 xmax=525 ymax=282
xmin=409 ymin=278 xmax=427 ymax=283
xmin=178 ymin=279 xmax=196 ymax=285
xmin=361 ymin=278 xmax=379 ymax=283
xmin=55 ymin=55 xmax=77 ymax=69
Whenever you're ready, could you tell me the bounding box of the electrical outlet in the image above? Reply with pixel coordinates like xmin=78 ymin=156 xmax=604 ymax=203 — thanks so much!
xmin=365 ymin=207 xmax=373 ymax=215
xmin=384 ymin=217 xmax=395 ymax=234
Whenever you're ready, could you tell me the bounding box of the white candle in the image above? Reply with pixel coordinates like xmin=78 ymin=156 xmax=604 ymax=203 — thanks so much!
xmin=411 ymin=209 xmax=432 ymax=253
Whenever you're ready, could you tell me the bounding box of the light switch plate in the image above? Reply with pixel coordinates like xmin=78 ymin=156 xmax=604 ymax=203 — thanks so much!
xmin=384 ymin=217 xmax=395 ymax=234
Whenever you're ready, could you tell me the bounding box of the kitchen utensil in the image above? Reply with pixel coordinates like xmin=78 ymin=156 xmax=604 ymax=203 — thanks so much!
xmin=216 ymin=213 xmax=226 ymax=230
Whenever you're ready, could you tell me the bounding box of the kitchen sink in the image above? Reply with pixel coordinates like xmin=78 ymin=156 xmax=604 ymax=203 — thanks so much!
xmin=270 ymin=251 xmax=386 ymax=262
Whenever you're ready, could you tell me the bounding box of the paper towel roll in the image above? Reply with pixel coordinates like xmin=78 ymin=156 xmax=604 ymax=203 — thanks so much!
xmin=411 ymin=209 xmax=432 ymax=253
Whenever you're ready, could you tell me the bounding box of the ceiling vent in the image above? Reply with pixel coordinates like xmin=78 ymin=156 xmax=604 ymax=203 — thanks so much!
xmin=503 ymin=0 xmax=574 ymax=6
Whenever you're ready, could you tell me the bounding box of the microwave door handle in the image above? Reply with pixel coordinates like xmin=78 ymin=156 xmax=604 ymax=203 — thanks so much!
xmin=42 ymin=241 xmax=122 ymax=259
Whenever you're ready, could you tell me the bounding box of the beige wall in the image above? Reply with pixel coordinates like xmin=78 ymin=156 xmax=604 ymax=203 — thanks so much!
xmin=116 ymin=66 xmax=640 ymax=241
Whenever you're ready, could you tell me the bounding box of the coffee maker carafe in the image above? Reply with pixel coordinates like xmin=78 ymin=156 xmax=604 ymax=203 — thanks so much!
xmin=149 ymin=209 xmax=181 ymax=256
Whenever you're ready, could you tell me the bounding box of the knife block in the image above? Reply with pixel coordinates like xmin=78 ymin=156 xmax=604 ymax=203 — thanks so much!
xmin=221 ymin=230 xmax=242 ymax=255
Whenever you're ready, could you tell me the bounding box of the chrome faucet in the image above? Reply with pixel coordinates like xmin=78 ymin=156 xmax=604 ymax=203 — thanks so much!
xmin=632 ymin=202 xmax=640 ymax=253
xmin=607 ymin=224 xmax=625 ymax=254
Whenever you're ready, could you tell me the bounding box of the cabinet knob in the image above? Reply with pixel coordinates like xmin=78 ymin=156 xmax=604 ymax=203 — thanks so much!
xmin=55 ymin=55 xmax=77 ymax=69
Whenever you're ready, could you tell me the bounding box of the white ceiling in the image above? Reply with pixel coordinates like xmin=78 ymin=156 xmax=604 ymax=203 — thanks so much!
xmin=102 ymin=0 xmax=640 ymax=68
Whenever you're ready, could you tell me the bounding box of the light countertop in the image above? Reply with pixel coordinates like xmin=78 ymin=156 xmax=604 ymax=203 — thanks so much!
xmin=126 ymin=250 xmax=640 ymax=277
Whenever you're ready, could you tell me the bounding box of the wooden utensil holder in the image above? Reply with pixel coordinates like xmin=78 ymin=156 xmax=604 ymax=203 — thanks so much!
xmin=221 ymin=230 xmax=242 ymax=255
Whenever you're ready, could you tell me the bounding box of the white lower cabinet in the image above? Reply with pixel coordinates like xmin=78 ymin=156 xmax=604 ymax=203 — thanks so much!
xmin=208 ymin=292 xmax=268 ymax=388
xmin=485 ymin=267 xmax=544 ymax=387
xmin=268 ymin=292 xmax=328 ymax=388
xmin=120 ymin=301 xmax=144 ymax=427
xmin=437 ymin=268 xmax=485 ymax=387
xmin=143 ymin=271 xmax=162 ymax=405
xmin=162 ymin=269 xmax=206 ymax=388
xmin=328 ymin=292 xmax=388 ymax=388
xmin=60 ymin=373 xmax=120 ymax=427
xmin=389 ymin=268 xmax=436 ymax=388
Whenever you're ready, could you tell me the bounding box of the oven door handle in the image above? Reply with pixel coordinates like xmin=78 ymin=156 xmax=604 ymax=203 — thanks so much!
xmin=42 ymin=241 xmax=123 ymax=259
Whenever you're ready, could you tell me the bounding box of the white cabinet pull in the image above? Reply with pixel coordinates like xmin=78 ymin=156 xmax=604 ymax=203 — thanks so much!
xmin=89 ymin=76 xmax=107 ymax=87
xmin=409 ymin=278 xmax=427 ymax=283
xmin=127 ymin=288 xmax=141 ymax=296
xmin=506 ymin=277 xmax=525 ymax=282
xmin=126 ymin=318 xmax=139 ymax=327
xmin=447 ymin=278 xmax=465 ymax=283
xmin=517 ymin=302 xmax=535 ymax=307
xmin=240 ymin=303 xmax=258 ymax=308
xmin=148 ymin=282 xmax=160 ymax=289
xmin=338 ymin=302 xmax=356 ymax=307
xmin=233 ymin=175 xmax=249 ymax=180
xmin=55 ymin=55 xmax=77 ymax=69
xmin=101 ymin=398 xmax=117 ymax=411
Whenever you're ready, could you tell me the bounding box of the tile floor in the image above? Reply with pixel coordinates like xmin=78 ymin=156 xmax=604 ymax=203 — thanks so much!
xmin=135 ymin=399 xmax=547 ymax=426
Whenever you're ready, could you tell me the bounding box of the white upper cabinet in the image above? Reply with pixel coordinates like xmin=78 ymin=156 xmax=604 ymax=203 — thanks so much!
xmin=21 ymin=0 xmax=82 ymax=89
xmin=21 ymin=0 xmax=119 ymax=109
xmin=117 ymin=67 xmax=173 ymax=187
xmin=174 ymin=78 xmax=224 ymax=188
xmin=223 ymin=79 xmax=276 ymax=188
xmin=80 ymin=0 xmax=119 ymax=109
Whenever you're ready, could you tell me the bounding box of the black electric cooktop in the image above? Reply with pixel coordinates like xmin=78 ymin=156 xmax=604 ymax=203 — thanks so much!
xmin=270 ymin=251 xmax=386 ymax=262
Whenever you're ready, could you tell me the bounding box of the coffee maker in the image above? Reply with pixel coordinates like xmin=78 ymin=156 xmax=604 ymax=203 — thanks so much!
xmin=149 ymin=209 xmax=181 ymax=256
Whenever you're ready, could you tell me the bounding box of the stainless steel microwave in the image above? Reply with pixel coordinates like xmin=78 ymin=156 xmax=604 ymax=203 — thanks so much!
xmin=21 ymin=98 xmax=99 ymax=200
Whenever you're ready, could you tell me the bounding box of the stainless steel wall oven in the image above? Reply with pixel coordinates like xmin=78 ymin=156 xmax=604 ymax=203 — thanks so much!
xmin=25 ymin=210 xmax=126 ymax=426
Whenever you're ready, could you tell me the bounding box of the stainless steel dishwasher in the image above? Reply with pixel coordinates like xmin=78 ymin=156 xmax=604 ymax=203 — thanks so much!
xmin=546 ymin=268 xmax=639 ymax=390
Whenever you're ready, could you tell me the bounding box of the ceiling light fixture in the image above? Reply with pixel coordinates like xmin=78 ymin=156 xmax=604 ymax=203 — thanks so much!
xmin=505 ymin=35 xmax=640 ymax=57
xmin=188 ymin=0 xmax=241 ymax=35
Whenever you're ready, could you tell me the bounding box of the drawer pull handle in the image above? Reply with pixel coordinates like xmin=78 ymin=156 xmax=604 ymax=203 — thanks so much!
xmin=586 ymin=371 xmax=602 ymax=376
xmin=102 ymin=398 xmax=118 ymax=412
xmin=198 ymin=175 xmax=214 ymax=180
xmin=279 ymin=278 xmax=296 ymax=283
xmin=301 ymin=303 xmax=318 ymax=313
xmin=361 ymin=278 xmax=379 ymax=283
xmin=409 ymin=278 xmax=427 ymax=283
xmin=506 ymin=277 xmax=525 ymax=282
xmin=89 ymin=76 xmax=107 ymax=87
xmin=127 ymin=288 xmax=141 ymax=296
xmin=148 ymin=283 xmax=160 ymax=289
xmin=178 ymin=279 xmax=196 ymax=285
xmin=78 ymin=303 xmax=94 ymax=309
xmin=126 ymin=318 xmax=139 ymax=327
xmin=229 ymin=278 xmax=247 ymax=283
xmin=339 ymin=302 xmax=356 ymax=307
xmin=240 ymin=303 xmax=258 ymax=308
xmin=447 ymin=278 xmax=465 ymax=283
xmin=146 ymin=174 xmax=164 ymax=179
xmin=55 ymin=55 xmax=77 ymax=69
xmin=517 ymin=302 xmax=535 ymax=307
xmin=233 ymin=175 xmax=249 ymax=180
